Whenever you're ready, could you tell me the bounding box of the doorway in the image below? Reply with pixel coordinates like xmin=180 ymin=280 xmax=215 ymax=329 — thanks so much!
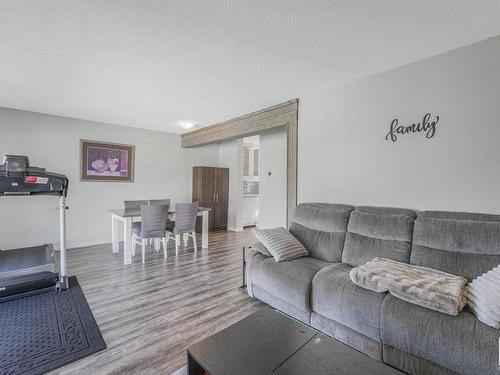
xmin=242 ymin=135 xmax=260 ymax=227
xmin=250 ymin=129 xmax=287 ymax=229
xmin=181 ymin=99 xmax=298 ymax=227
xmin=219 ymin=128 xmax=287 ymax=231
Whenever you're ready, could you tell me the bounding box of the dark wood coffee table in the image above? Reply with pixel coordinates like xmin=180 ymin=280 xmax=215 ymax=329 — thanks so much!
xmin=187 ymin=308 xmax=404 ymax=375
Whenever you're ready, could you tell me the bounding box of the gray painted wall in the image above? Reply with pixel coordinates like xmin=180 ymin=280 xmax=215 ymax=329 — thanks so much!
xmin=0 ymin=108 xmax=219 ymax=249
xmin=3 ymin=35 xmax=500 ymax=251
xmin=299 ymin=36 xmax=500 ymax=214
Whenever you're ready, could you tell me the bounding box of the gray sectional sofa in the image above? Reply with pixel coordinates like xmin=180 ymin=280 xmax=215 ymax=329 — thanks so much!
xmin=246 ymin=203 xmax=500 ymax=375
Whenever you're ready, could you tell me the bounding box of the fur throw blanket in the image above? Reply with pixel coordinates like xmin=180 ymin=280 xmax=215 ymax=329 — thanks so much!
xmin=350 ymin=257 xmax=467 ymax=316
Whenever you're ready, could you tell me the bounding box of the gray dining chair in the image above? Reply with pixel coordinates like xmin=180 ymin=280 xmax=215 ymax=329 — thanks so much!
xmin=131 ymin=204 xmax=169 ymax=263
xmin=149 ymin=199 xmax=172 ymax=249
xmin=166 ymin=202 xmax=199 ymax=255
xmin=149 ymin=199 xmax=171 ymax=206
xmin=124 ymin=200 xmax=149 ymax=210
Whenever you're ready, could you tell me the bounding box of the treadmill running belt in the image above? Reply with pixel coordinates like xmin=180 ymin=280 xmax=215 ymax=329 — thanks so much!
xmin=0 ymin=245 xmax=57 ymax=299
xmin=0 ymin=245 xmax=56 ymax=276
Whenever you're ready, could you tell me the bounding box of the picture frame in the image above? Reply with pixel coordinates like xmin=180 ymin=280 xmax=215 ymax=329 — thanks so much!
xmin=80 ymin=139 xmax=135 ymax=182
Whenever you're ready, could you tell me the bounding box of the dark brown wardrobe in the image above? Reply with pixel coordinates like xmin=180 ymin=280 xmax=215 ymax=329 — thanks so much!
xmin=192 ymin=166 xmax=229 ymax=231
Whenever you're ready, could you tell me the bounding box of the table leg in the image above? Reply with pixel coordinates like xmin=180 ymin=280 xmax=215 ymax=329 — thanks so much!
xmin=124 ymin=217 xmax=132 ymax=265
xmin=202 ymin=211 xmax=208 ymax=249
xmin=111 ymin=214 xmax=120 ymax=254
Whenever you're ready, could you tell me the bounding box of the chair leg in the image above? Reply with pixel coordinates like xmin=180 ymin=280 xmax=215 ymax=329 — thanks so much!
xmin=132 ymin=236 xmax=137 ymax=257
xmin=192 ymin=232 xmax=197 ymax=252
xmin=162 ymin=238 xmax=167 ymax=259
xmin=154 ymin=238 xmax=160 ymax=252
xmin=183 ymin=233 xmax=188 ymax=247
xmin=142 ymin=239 xmax=146 ymax=264
xmin=175 ymin=234 xmax=180 ymax=256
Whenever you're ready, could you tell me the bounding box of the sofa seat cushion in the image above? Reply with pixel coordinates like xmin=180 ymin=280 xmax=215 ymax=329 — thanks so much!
xmin=311 ymin=263 xmax=387 ymax=341
xmin=249 ymin=255 xmax=330 ymax=314
xmin=381 ymin=294 xmax=500 ymax=375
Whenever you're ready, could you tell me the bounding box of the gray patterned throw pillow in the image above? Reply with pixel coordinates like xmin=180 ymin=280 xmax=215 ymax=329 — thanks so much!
xmin=253 ymin=227 xmax=309 ymax=262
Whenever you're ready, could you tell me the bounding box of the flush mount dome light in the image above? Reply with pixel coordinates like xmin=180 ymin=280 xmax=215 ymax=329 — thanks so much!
xmin=178 ymin=120 xmax=197 ymax=130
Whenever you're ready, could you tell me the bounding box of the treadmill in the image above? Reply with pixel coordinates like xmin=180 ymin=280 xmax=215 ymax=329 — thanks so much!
xmin=0 ymin=155 xmax=69 ymax=301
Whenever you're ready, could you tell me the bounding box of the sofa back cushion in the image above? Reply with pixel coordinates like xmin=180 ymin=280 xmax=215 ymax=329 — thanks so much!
xmin=342 ymin=206 xmax=416 ymax=267
xmin=289 ymin=203 xmax=354 ymax=262
xmin=411 ymin=211 xmax=500 ymax=280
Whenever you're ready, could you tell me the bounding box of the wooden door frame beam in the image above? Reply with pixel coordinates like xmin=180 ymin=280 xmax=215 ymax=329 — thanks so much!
xmin=181 ymin=99 xmax=298 ymax=227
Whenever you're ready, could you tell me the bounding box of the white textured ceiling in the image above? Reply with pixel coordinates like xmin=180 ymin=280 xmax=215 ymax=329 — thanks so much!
xmin=1 ymin=1 xmax=500 ymax=134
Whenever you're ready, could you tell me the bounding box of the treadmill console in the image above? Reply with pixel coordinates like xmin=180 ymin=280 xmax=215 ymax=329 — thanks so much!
xmin=0 ymin=155 xmax=69 ymax=196
xmin=3 ymin=155 xmax=29 ymax=172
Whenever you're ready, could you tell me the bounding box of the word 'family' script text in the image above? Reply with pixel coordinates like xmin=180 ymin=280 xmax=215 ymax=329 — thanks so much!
xmin=385 ymin=113 xmax=439 ymax=142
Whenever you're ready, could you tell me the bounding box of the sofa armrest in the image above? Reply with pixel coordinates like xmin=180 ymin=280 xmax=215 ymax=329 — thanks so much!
xmin=244 ymin=244 xmax=272 ymax=298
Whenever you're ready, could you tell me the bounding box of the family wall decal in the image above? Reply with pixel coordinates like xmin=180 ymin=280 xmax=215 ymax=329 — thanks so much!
xmin=385 ymin=113 xmax=439 ymax=142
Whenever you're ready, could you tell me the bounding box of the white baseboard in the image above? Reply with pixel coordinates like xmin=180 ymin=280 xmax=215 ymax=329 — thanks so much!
xmin=53 ymin=238 xmax=110 ymax=251
xmin=227 ymin=226 xmax=244 ymax=232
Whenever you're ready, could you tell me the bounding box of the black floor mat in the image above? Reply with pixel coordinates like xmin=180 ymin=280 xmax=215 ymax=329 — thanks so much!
xmin=0 ymin=276 xmax=106 ymax=375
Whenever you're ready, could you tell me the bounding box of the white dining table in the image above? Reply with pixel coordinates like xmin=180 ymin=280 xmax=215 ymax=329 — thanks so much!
xmin=109 ymin=206 xmax=211 ymax=264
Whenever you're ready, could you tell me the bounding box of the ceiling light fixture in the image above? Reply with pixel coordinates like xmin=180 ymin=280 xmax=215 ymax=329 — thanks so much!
xmin=178 ymin=120 xmax=197 ymax=130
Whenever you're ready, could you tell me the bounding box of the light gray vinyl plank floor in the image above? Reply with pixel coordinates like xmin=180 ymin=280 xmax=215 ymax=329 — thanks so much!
xmin=49 ymin=229 xmax=263 ymax=375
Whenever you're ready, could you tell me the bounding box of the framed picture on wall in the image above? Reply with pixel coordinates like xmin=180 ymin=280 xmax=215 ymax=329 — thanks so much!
xmin=80 ymin=139 xmax=135 ymax=182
